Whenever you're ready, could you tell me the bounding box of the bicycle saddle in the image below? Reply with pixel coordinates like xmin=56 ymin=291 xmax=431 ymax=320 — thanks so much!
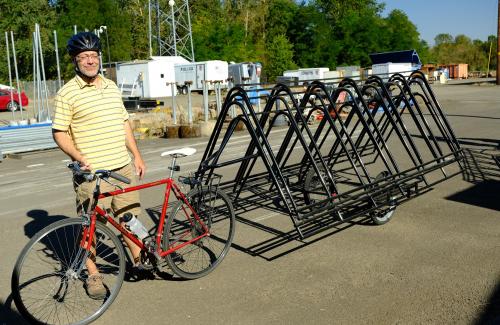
xmin=160 ymin=147 xmax=197 ymax=158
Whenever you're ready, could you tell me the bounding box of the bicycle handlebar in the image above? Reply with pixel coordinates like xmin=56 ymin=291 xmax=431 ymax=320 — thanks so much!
xmin=67 ymin=162 xmax=131 ymax=184
xmin=108 ymin=171 xmax=131 ymax=184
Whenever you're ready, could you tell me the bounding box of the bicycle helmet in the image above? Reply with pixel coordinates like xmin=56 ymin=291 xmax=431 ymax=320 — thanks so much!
xmin=67 ymin=32 xmax=101 ymax=57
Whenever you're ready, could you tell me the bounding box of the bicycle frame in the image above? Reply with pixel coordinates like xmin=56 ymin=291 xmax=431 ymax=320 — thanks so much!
xmin=79 ymin=176 xmax=210 ymax=259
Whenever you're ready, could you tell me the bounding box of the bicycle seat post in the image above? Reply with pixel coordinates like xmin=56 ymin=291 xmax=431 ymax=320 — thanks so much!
xmin=169 ymin=155 xmax=178 ymax=178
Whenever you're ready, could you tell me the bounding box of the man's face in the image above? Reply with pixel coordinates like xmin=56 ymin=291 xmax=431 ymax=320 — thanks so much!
xmin=75 ymin=50 xmax=100 ymax=78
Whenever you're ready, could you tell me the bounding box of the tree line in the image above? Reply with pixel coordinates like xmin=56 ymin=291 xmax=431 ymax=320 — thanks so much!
xmin=0 ymin=0 xmax=497 ymax=84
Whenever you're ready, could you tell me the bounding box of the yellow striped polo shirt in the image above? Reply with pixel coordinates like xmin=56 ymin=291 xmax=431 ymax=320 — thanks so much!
xmin=52 ymin=75 xmax=131 ymax=171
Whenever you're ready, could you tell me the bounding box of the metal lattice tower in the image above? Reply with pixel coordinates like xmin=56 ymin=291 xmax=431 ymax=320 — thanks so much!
xmin=148 ymin=0 xmax=195 ymax=62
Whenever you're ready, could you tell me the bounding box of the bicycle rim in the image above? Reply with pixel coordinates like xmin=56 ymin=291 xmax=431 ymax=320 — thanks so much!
xmin=11 ymin=218 xmax=125 ymax=325
xmin=163 ymin=187 xmax=235 ymax=279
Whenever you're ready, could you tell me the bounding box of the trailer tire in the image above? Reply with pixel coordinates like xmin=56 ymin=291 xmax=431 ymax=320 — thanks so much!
xmin=370 ymin=171 xmax=396 ymax=225
xmin=303 ymin=165 xmax=335 ymax=209
xmin=370 ymin=205 xmax=396 ymax=225
xmin=181 ymin=86 xmax=188 ymax=95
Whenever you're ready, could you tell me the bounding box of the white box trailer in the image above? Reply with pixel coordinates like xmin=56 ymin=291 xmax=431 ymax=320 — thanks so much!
xmin=174 ymin=60 xmax=228 ymax=94
xmin=283 ymin=70 xmax=299 ymax=78
xmin=116 ymin=56 xmax=188 ymax=98
xmin=298 ymin=67 xmax=330 ymax=84
xmin=371 ymin=62 xmax=414 ymax=78
xmin=323 ymin=70 xmax=342 ymax=80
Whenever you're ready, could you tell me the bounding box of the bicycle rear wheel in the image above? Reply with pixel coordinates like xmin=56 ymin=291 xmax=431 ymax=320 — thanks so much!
xmin=163 ymin=187 xmax=235 ymax=279
xmin=11 ymin=218 xmax=126 ymax=325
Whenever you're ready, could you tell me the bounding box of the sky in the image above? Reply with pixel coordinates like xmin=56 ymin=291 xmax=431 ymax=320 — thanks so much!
xmin=378 ymin=0 xmax=498 ymax=46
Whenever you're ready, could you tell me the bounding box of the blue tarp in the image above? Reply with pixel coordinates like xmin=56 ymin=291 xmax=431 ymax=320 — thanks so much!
xmin=369 ymin=50 xmax=421 ymax=65
xmin=0 ymin=122 xmax=52 ymax=131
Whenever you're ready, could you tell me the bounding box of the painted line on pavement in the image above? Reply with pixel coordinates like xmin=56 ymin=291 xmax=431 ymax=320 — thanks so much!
xmin=26 ymin=164 xmax=45 ymax=168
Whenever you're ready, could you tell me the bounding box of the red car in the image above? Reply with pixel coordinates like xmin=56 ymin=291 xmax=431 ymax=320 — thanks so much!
xmin=0 ymin=88 xmax=29 ymax=111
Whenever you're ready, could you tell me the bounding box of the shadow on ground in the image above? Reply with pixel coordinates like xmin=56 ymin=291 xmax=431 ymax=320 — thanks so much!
xmin=474 ymin=278 xmax=500 ymax=324
xmin=23 ymin=209 xmax=69 ymax=239
xmin=0 ymin=297 xmax=28 ymax=325
xmin=452 ymin=148 xmax=500 ymax=324
xmin=447 ymin=148 xmax=500 ymax=211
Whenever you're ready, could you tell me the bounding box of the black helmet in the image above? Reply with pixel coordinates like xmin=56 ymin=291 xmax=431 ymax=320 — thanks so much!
xmin=67 ymin=32 xmax=101 ymax=57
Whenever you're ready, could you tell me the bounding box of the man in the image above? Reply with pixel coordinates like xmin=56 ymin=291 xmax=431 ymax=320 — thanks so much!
xmin=52 ymin=32 xmax=146 ymax=299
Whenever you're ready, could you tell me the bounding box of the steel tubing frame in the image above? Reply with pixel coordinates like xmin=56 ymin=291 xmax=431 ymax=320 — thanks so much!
xmin=196 ymin=71 xmax=464 ymax=238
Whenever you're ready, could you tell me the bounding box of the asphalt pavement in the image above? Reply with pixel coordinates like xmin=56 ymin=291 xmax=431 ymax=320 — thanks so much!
xmin=1 ymin=83 xmax=500 ymax=325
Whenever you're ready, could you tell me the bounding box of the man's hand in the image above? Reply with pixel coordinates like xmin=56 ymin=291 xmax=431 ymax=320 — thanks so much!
xmin=53 ymin=130 xmax=92 ymax=170
xmin=134 ymin=156 xmax=146 ymax=179
xmin=124 ymin=120 xmax=146 ymax=179
xmin=79 ymin=157 xmax=92 ymax=170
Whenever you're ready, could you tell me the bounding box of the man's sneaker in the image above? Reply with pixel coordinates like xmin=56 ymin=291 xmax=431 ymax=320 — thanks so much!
xmin=85 ymin=274 xmax=107 ymax=300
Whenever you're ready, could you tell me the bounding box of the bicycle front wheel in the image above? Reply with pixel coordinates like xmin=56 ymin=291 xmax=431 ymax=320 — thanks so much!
xmin=163 ymin=187 xmax=235 ymax=279
xmin=11 ymin=218 xmax=126 ymax=325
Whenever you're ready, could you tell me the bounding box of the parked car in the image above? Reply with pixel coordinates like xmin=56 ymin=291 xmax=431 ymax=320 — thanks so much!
xmin=0 ymin=88 xmax=29 ymax=111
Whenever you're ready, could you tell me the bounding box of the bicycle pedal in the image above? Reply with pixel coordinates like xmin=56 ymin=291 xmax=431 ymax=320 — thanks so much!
xmin=134 ymin=261 xmax=155 ymax=271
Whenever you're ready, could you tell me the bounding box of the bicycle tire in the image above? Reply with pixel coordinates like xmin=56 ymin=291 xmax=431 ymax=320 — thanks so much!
xmin=11 ymin=218 xmax=126 ymax=325
xmin=163 ymin=187 xmax=235 ymax=279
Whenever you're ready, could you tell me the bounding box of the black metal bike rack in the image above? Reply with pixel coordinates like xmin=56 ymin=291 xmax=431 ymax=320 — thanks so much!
xmin=196 ymin=71 xmax=464 ymax=239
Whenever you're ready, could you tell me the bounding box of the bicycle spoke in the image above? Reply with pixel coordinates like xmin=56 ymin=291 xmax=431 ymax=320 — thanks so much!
xmin=164 ymin=187 xmax=235 ymax=279
xmin=12 ymin=218 xmax=125 ymax=325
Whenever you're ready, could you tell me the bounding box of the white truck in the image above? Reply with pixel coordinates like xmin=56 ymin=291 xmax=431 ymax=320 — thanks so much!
xmin=174 ymin=60 xmax=229 ymax=94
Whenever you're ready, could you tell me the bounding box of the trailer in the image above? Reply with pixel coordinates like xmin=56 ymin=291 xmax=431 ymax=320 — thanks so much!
xmin=194 ymin=71 xmax=463 ymax=244
xmin=372 ymin=62 xmax=415 ymax=79
xmin=298 ymin=67 xmax=330 ymax=85
xmin=174 ymin=60 xmax=229 ymax=94
xmin=228 ymin=62 xmax=262 ymax=86
xmin=116 ymin=56 xmax=188 ymax=107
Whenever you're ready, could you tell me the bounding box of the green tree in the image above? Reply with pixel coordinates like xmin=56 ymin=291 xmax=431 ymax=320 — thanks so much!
xmin=384 ymin=10 xmax=421 ymax=51
xmin=334 ymin=5 xmax=387 ymax=66
xmin=264 ymin=34 xmax=296 ymax=81
xmin=0 ymin=0 xmax=56 ymax=84
xmin=430 ymin=33 xmax=491 ymax=71
xmin=125 ymin=0 xmax=152 ymax=60
xmin=288 ymin=3 xmax=338 ymax=69
xmin=55 ymin=0 xmax=133 ymax=79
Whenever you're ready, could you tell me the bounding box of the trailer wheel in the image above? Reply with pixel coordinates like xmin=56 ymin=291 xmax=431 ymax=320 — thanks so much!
xmin=370 ymin=171 xmax=396 ymax=225
xmin=370 ymin=204 xmax=396 ymax=225
xmin=181 ymin=86 xmax=188 ymax=95
xmin=303 ymin=165 xmax=335 ymax=209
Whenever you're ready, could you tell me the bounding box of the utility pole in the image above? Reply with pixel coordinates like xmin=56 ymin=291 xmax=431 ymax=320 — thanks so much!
xmin=497 ymin=0 xmax=500 ymax=85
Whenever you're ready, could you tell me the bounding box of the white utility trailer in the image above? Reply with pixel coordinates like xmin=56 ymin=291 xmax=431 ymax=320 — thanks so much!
xmin=298 ymin=67 xmax=330 ymax=85
xmin=371 ymin=62 xmax=414 ymax=79
xmin=116 ymin=56 xmax=188 ymax=98
xmin=174 ymin=60 xmax=228 ymax=94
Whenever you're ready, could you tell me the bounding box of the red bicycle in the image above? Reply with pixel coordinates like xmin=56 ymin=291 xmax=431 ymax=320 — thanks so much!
xmin=11 ymin=147 xmax=235 ymax=325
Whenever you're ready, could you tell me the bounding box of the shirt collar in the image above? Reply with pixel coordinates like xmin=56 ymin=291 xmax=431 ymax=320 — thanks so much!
xmin=75 ymin=74 xmax=109 ymax=89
